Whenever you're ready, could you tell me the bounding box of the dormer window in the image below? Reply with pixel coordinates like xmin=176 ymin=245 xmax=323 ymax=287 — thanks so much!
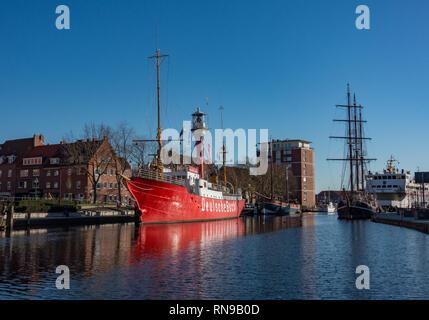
xmin=8 ymin=155 xmax=16 ymax=164
xmin=50 ymin=158 xmax=60 ymax=165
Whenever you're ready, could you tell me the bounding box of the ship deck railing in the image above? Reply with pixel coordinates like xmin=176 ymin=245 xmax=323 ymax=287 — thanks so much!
xmin=137 ymin=168 xmax=187 ymax=187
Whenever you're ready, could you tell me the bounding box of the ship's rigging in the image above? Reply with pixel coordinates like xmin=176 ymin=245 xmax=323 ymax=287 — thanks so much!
xmin=327 ymin=84 xmax=376 ymax=193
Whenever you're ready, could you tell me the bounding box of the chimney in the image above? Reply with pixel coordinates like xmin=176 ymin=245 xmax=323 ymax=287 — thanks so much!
xmin=33 ymin=134 xmax=45 ymax=147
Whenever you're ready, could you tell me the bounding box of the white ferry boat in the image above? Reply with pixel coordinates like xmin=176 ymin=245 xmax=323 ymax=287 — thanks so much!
xmin=365 ymin=156 xmax=428 ymax=210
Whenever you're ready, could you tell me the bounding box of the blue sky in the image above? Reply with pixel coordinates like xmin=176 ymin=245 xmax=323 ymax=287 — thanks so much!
xmin=1 ymin=0 xmax=428 ymax=192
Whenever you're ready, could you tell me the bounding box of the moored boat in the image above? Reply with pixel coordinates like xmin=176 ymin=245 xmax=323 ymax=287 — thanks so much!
xmin=318 ymin=202 xmax=336 ymax=214
xmin=125 ymin=49 xmax=245 ymax=224
xmin=327 ymin=84 xmax=377 ymax=220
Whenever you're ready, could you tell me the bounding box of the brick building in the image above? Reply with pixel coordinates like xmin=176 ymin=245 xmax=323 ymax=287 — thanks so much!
xmin=0 ymin=135 xmax=131 ymax=204
xmin=268 ymin=139 xmax=316 ymax=207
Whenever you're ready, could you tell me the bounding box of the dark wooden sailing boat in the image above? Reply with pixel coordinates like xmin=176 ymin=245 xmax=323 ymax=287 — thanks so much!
xmin=328 ymin=84 xmax=377 ymax=220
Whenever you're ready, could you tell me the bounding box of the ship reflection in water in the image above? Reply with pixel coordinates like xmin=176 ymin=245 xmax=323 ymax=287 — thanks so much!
xmin=2 ymin=215 xmax=429 ymax=299
xmin=131 ymin=216 xmax=302 ymax=261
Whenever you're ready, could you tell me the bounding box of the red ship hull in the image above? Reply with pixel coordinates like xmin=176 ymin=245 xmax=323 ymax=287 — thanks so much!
xmin=126 ymin=177 xmax=246 ymax=224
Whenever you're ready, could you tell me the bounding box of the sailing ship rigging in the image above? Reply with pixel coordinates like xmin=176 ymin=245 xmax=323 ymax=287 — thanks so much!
xmin=327 ymin=84 xmax=377 ymax=219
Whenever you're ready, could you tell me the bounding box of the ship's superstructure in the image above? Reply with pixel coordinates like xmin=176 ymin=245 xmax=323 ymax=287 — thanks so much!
xmin=366 ymin=156 xmax=428 ymax=209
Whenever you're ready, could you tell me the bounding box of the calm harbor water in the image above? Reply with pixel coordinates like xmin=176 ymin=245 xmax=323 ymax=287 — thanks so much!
xmin=0 ymin=214 xmax=429 ymax=299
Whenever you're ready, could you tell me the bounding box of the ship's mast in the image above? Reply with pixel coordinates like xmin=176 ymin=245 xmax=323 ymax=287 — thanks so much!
xmin=285 ymin=166 xmax=289 ymax=202
xmin=353 ymin=94 xmax=360 ymax=191
xmin=359 ymin=105 xmax=365 ymax=191
xmin=270 ymin=137 xmax=274 ymax=200
xmin=219 ymin=106 xmax=227 ymax=184
xmin=149 ymin=49 xmax=169 ymax=178
xmin=328 ymin=84 xmax=376 ymax=193
xmin=347 ymin=85 xmax=354 ymax=192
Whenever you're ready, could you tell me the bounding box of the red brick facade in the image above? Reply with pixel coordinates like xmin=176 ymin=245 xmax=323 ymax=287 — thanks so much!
xmin=269 ymin=139 xmax=316 ymax=207
xmin=0 ymin=135 xmax=131 ymax=204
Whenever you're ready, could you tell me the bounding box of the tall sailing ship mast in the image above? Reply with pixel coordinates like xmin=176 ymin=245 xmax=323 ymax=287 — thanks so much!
xmin=327 ymin=84 xmax=377 ymax=219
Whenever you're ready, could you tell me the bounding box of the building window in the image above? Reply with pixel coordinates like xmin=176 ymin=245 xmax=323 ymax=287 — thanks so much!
xmin=20 ymin=170 xmax=29 ymax=177
xmin=104 ymin=182 xmax=107 ymax=189
xmin=53 ymin=182 xmax=59 ymax=189
xmin=67 ymin=168 xmax=72 ymax=176
xmin=76 ymin=181 xmax=81 ymax=189
xmin=303 ymin=177 xmax=307 ymax=182
xmin=33 ymin=169 xmax=40 ymax=176
xmin=286 ymin=157 xmax=292 ymax=162
xmin=0 ymin=182 xmax=2 ymax=190
xmin=97 ymin=183 xmax=101 ymax=189
xmin=50 ymin=158 xmax=60 ymax=165
xmin=0 ymin=170 xmax=2 ymax=178
xmin=7 ymin=181 xmax=11 ymax=190
xmin=110 ymin=183 xmax=113 ymax=189
xmin=76 ymin=167 xmax=81 ymax=175
xmin=32 ymin=180 xmax=39 ymax=188
xmin=47 ymin=170 xmax=51 ymax=176
xmin=303 ymin=157 xmax=307 ymax=162
xmin=110 ymin=169 xmax=113 ymax=176
xmin=114 ymin=183 xmax=118 ymax=189
xmin=53 ymin=170 xmax=59 ymax=176
xmin=304 ymin=170 xmax=307 ymax=175
xmin=7 ymin=170 xmax=12 ymax=178
xmin=46 ymin=182 xmax=51 ymax=189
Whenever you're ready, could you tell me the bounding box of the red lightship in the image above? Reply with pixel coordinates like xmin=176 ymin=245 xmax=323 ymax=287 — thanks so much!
xmin=125 ymin=49 xmax=245 ymax=224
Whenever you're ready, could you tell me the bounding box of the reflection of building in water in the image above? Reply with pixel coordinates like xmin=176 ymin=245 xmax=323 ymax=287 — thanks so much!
xmin=298 ymin=215 xmax=317 ymax=298
xmin=244 ymin=216 xmax=302 ymax=235
xmin=0 ymin=224 xmax=135 ymax=294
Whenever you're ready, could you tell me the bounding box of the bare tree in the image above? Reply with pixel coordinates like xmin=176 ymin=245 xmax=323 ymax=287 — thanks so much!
xmin=62 ymin=123 xmax=115 ymax=204
xmin=110 ymin=122 xmax=135 ymax=205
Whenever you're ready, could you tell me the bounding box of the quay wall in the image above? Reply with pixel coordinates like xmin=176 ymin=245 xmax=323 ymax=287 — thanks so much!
xmin=8 ymin=209 xmax=135 ymax=230
xmin=372 ymin=214 xmax=429 ymax=234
